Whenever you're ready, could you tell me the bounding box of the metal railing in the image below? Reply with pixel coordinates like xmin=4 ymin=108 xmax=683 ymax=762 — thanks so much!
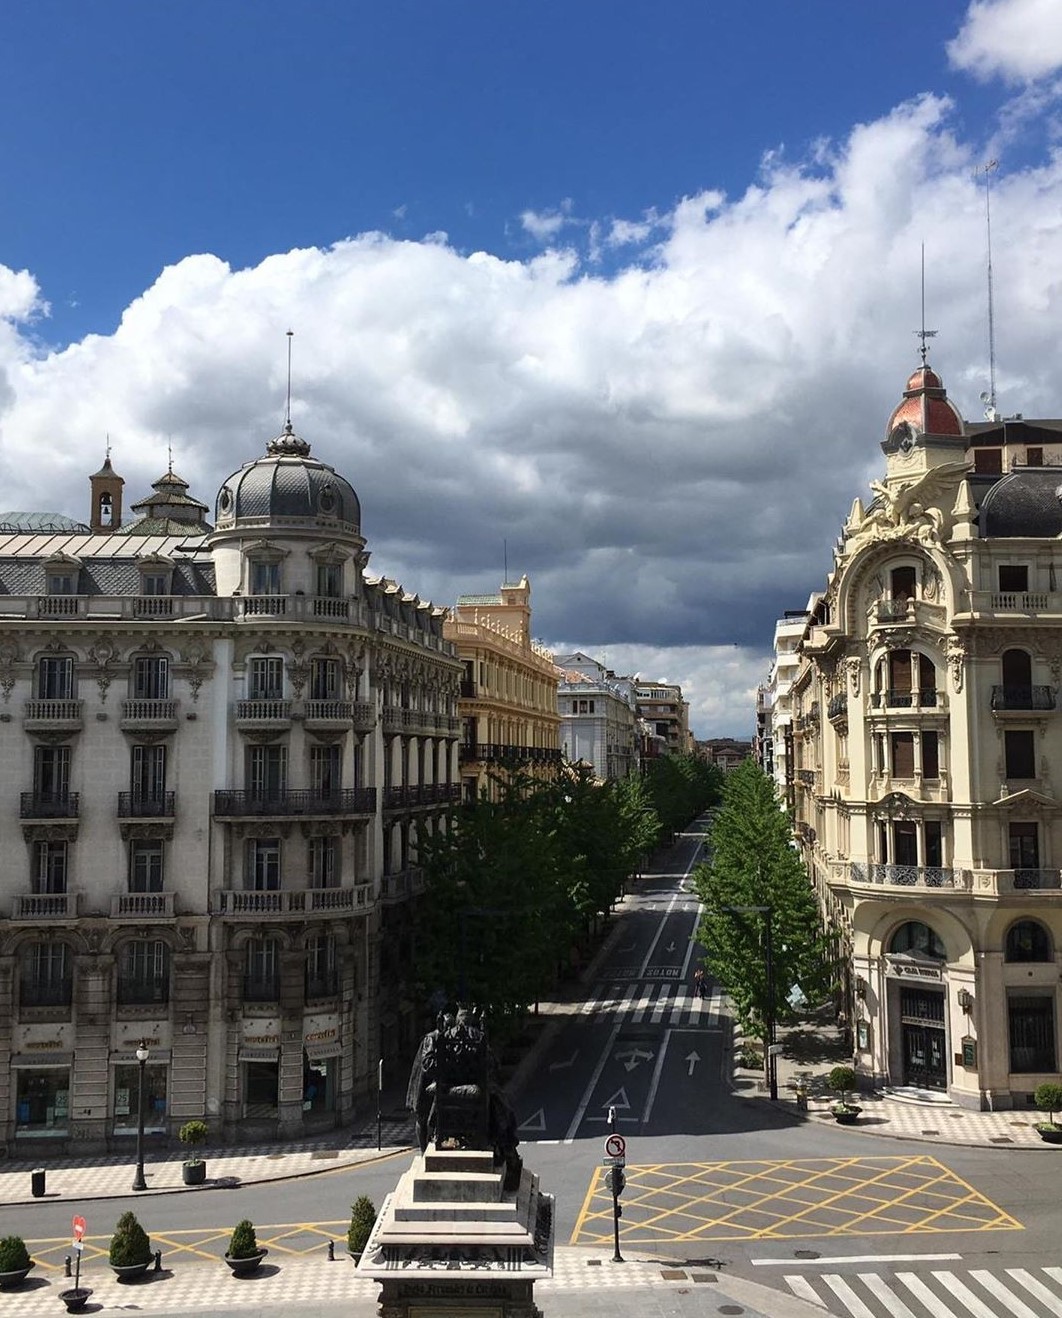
xmin=458 ymin=744 xmax=562 ymax=764
xmin=116 ymin=976 xmax=170 ymax=1006
xmin=243 ymin=975 xmax=280 ymax=1002
xmin=118 ymin=791 xmax=176 ymax=817
xmin=990 ymin=685 xmax=1056 ymax=711
xmin=383 ymin=784 xmax=461 ymax=809
xmin=20 ymin=978 xmax=73 ymax=1007
xmin=213 ymin=788 xmax=377 ymax=817
xmin=850 ymin=862 xmax=958 ymax=888
xmin=827 ymin=693 xmax=848 ymax=721
xmin=1013 ymin=868 xmax=1062 ymax=889
xmin=20 ymin=791 xmax=79 ymax=819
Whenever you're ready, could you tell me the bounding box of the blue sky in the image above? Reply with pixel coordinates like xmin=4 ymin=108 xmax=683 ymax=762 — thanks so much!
xmin=2 ymin=0 xmax=1062 ymax=734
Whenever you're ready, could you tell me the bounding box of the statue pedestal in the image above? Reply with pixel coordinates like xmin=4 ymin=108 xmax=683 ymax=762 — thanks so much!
xmin=356 ymin=1146 xmax=554 ymax=1318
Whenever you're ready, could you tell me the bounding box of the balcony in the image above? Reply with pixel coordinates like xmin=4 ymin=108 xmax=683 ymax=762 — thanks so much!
xmin=870 ymin=689 xmax=939 ymax=709
xmin=35 ymin=595 xmax=83 ymax=618
xmin=235 ymin=699 xmax=292 ymax=729
xmin=238 ymin=595 xmax=288 ymax=617
xmin=965 ymin=590 xmax=1058 ymax=615
xmin=303 ymin=699 xmax=354 ymax=730
xmin=12 ymin=893 xmax=80 ymax=919
xmin=1011 ymin=868 xmax=1062 ymax=890
xmin=20 ymin=791 xmax=79 ymax=820
xmin=22 ymin=700 xmax=83 ymax=732
xmin=217 ymin=885 xmax=372 ymax=917
xmin=850 ymin=862 xmax=962 ymax=889
xmin=876 ymin=598 xmax=911 ymax=622
xmin=351 ymin=701 xmax=375 ymax=732
xmin=117 ymin=791 xmax=176 ymax=819
xmin=383 ymin=784 xmax=462 ymax=810
xmin=827 ymin=693 xmax=848 ymax=723
xmin=111 ymin=891 xmax=176 ymax=918
xmin=458 ymin=743 xmax=563 ymax=765
xmin=991 ymin=685 xmax=1056 ymax=712
xmin=213 ymin=788 xmax=376 ymax=818
xmin=120 ymin=698 xmax=179 ymax=731
xmin=131 ymin=594 xmax=175 ymax=618
xmin=380 ymin=867 xmax=426 ymax=904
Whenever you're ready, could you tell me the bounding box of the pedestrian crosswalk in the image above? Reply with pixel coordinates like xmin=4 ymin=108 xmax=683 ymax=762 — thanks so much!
xmin=782 ymin=1265 xmax=1062 ymax=1317
xmin=580 ymin=979 xmax=723 ymax=1029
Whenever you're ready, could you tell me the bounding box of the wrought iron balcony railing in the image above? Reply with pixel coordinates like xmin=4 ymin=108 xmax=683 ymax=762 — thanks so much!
xmin=990 ymin=685 xmax=1056 ymax=711
xmin=118 ymin=791 xmax=176 ymax=817
xmin=213 ymin=788 xmax=377 ymax=817
xmin=20 ymin=791 xmax=79 ymax=819
xmin=850 ymin=862 xmax=958 ymax=888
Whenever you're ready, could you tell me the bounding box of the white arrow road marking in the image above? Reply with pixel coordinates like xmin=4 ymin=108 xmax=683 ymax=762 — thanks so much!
xmin=666 ymin=941 xmax=677 ymax=953
xmin=614 ymin=1046 xmax=654 ymax=1072
xmin=686 ymin=1050 xmax=701 ymax=1076
xmin=565 ymin=1020 xmax=623 ymax=1142
xmin=517 ymin=1108 xmax=546 ymax=1133
xmin=549 ymin=1049 xmax=579 ymax=1072
xmin=618 ymin=942 xmax=637 ymax=953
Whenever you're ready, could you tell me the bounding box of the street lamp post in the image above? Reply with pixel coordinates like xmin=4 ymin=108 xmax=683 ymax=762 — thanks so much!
xmin=720 ymin=905 xmax=777 ymax=1101
xmin=131 ymin=1039 xmax=149 ymax=1192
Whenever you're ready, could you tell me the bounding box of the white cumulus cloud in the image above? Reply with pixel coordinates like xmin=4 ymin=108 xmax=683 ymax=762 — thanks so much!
xmin=2 ymin=96 xmax=1062 ymax=735
xmin=949 ymin=0 xmax=1062 ymax=82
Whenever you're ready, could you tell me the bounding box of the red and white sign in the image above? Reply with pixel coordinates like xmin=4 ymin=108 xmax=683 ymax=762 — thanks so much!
xmin=72 ymin=1216 xmax=86 ymax=1241
xmin=605 ymin=1134 xmax=626 ymax=1159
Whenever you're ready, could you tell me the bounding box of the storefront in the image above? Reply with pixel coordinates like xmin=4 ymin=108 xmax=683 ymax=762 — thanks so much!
xmin=14 ymin=1061 xmax=71 ymax=1136
xmin=112 ymin=1061 xmax=169 ymax=1135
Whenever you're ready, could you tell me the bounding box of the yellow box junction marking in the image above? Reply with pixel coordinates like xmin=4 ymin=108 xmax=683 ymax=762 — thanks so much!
xmin=21 ymin=1221 xmax=351 ymax=1270
xmin=570 ymin=1156 xmax=1022 ymax=1245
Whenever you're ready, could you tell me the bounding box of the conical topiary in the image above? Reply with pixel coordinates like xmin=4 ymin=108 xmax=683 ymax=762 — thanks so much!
xmin=227 ymin=1219 xmax=258 ymax=1260
xmin=109 ymin=1212 xmax=152 ymax=1268
xmin=347 ymin=1197 xmax=376 ymax=1257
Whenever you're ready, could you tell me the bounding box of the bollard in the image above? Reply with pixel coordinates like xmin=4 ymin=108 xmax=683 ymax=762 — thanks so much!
xmin=30 ymin=1167 xmax=45 ymax=1198
xmin=64 ymin=1256 xmax=72 ymax=1278
xmin=327 ymin=1240 xmax=335 ymax=1261
xmin=154 ymin=1249 xmax=162 ymax=1272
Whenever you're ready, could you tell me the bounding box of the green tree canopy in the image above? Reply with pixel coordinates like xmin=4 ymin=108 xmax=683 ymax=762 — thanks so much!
xmin=693 ymin=758 xmax=831 ymax=1041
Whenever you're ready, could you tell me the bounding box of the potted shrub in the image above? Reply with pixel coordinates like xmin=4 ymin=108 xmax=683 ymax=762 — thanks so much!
xmin=58 ymin=1285 xmax=93 ymax=1313
xmin=0 ymin=1234 xmax=34 ymax=1290
xmin=1034 ymin=1082 xmax=1062 ymax=1144
xmin=109 ymin=1210 xmax=153 ymax=1281
xmin=827 ymin=1065 xmax=862 ymax=1124
xmin=347 ymin=1196 xmax=377 ymax=1263
xmin=224 ymin=1219 xmax=268 ymax=1276
xmin=179 ymin=1119 xmax=209 ymax=1185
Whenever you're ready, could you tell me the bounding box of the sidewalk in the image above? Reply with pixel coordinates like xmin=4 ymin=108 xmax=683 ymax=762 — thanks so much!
xmin=734 ymin=1008 xmax=1049 ymax=1148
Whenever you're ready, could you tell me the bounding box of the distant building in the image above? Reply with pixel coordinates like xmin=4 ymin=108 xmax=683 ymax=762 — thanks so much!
xmin=765 ymin=609 xmax=812 ymax=809
xmin=555 ymin=652 xmax=638 ymax=781
xmin=697 ymin=738 xmax=752 ymax=771
xmin=635 ymin=681 xmax=692 ymax=756
xmin=444 ymin=577 xmax=561 ymax=800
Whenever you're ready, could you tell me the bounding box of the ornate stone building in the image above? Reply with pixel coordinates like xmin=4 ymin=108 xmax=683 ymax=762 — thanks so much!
xmin=792 ymin=358 xmax=1062 ymax=1109
xmin=555 ymin=651 xmax=638 ymax=782
xmin=444 ymin=578 xmax=561 ymax=801
xmin=0 ymin=421 xmax=461 ymax=1153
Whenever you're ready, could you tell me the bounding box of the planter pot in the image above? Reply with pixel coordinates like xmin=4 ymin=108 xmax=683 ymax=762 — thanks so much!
xmin=224 ymin=1248 xmax=268 ymax=1277
xmin=1037 ymin=1126 xmax=1062 ymax=1144
xmin=832 ymin=1107 xmax=862 ymax=1125
xmin=111 ymin=1260 xmax=152 ymax=1282
xmin=183 ymin=1160 xmax=207 ymax=1185
xmin=59 ymin=1288 xmax=93 ymax=1312
xmin=0 ymin=1262 xmax=34 ymax=1290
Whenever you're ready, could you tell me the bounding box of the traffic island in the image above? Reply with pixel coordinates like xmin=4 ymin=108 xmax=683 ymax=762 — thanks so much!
xmin=357 ymin=1008 xmax=554 ymax=1316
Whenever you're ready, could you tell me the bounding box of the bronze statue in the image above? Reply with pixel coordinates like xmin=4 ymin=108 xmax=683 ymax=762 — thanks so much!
xmin=406 ymin=1007 xmax=523 ymax=1191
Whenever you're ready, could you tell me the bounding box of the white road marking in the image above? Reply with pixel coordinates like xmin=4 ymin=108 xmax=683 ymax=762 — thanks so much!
xmin=783 ymin=1276 xmax=827 ymax=1308
xmin=642 ymin=1029 xmax=671 ymax=1126
xmin=1007 ymin=1268 xmax=1062 ymax=1316
xmin=969 ymin=1270 xmax=1040 ymax=1318
xmin=754 ymin=1254 xmax=962 ymax=1266
xmin=564 ymin=1019 xmax=623 ymax=1142
xmin=823 ymin=1275 xmax=877 ymax=1318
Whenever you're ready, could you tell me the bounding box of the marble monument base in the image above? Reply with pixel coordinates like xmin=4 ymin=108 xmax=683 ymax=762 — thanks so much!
xmin=356 ymin=1145 xmax=554 ymax=1318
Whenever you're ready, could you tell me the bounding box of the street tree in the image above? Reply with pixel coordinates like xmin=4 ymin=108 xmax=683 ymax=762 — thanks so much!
xmin=693 ymin=758 xmax=831 ymax=1045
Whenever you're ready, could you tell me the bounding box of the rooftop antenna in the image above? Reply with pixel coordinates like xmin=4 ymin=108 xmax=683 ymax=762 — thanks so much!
xmin=503 ymin=538 xmax=508 ymax=584
xmin=285 ymin=329 xmax=294 ymax=428
xmin=977 ymin=160 xmax=1000 ymax=421
xmin=105 ymin=433 xmax=111 ymax=462
xmin=914 ymin=243 xmax=937 ymax=365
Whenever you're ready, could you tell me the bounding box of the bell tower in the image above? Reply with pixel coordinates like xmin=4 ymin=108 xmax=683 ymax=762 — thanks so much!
xmin=89 ymin=454 xmax=124 ymax=533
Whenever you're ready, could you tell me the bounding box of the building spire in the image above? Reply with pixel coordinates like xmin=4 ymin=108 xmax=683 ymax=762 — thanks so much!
xmin=285 ymin=329 xmax=294 ymax=428
xmin=914 ymin=243 xmax=937 ymax=366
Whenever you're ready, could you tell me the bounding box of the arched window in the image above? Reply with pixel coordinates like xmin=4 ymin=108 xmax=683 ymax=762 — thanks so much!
xmin=891 ymin=566 xmax=916 ymax=601
xmin=306 ymin=933 xmax=338 ymax=999
xmin=117 ymin=940 xmax=170 ymax=1004
xmin=996 ymin=648 xmax=1036 ymax=711
xmin=1005 ymin=920 xmax=1052 ymax=963
xmin=244 ymin=937 xmax=281 ymax=1001
xmin=21 ymin=941 xmax=72 ymax=1007
xmin=888 ymin=921 xmax=946 ymax=960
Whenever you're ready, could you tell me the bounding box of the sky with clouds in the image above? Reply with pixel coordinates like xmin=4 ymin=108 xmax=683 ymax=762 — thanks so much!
xmin=1 ymin=0 xmax=1061 ymax=737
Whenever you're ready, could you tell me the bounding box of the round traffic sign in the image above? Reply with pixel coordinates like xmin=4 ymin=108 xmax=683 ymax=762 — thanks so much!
xmin=605 ymin=1133 xmax=626 ymax=1159
xmin=72 ymin=1215 xmax=86 ymax=1241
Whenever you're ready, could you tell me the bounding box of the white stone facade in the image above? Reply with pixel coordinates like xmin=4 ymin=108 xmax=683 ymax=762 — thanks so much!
xmin=0 ymin=425 xmax=461 ymax=1151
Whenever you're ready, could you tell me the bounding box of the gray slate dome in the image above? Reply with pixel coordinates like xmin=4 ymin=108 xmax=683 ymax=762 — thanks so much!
xmin=980 ymin=468 xmax=1062 ymax=538
xmin=214 ymin=423 xmax=361 ymax=533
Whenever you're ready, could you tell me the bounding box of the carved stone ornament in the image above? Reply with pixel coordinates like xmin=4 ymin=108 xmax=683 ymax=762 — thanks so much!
xmin=0 ymin=639 xmax=19 ymax=703
xmin=88 ymin=636 xmax=118 ymax=703
xmin=946 ymin=636 xmax=966 ymax=692
xmin=845 ymin=657 xmax=861 ymax=695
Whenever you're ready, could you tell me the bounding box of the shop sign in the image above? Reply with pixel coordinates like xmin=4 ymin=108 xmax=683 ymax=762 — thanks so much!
xmin=243 ymin=1034 xmax=279 ymax=1046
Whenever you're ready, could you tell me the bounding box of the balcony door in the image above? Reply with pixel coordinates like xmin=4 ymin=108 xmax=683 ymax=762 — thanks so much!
xmin=131 ymin=744 xmax=166 ymax=806
xmin=248 ymin=745 xmax=287 ymax=804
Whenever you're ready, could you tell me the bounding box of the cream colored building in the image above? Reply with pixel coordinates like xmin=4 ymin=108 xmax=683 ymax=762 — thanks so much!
xmin=444 ymin=578 xmax=561 ymax=801
xmin=792 ymin=359 xmax=1062 ymax=1109
xmin=0 ymin=421 xmax=461 ymax=1153
xmin=555 ymin=652 xmax=638 ymax=781
xmin=634 ymin=681 xmax=692 ymax=756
